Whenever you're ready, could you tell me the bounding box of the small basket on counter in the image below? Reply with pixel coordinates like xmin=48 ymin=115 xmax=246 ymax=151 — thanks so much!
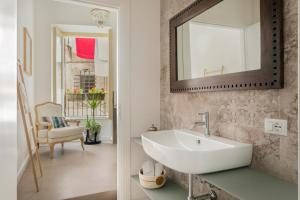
xmin=139 ymin=168 xmax=167 ymax=189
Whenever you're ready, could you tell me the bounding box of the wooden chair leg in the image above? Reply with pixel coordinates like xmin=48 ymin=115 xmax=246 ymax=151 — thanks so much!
xmin=80 ymin=137 xmax=85 ymax=151
xmin=61 ymin=142 xmax=64 ymax=154
xmin=49 ymin=143 xmax=55 ymax=159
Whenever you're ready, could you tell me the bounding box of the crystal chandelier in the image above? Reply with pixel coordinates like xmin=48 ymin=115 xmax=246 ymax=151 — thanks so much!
xmin=90 ymin=8 xmax=110 ymax=28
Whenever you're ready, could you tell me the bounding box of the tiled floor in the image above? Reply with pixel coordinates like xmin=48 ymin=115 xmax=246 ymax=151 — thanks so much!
xmin=18 ymin=142 xmax=117 ymax=200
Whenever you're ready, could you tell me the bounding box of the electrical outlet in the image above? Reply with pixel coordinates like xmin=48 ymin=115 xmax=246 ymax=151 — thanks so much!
xmin=264 ymin=118 xmax=288 ymax=136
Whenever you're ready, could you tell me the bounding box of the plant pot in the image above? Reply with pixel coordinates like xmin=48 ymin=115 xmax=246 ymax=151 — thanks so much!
xmin=84 ymin=129 xmax=101 ymax=145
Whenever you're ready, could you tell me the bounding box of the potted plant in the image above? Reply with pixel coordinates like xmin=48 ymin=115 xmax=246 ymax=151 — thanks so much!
xmin=66 ymin=87 xmax=83 ymax=95
xmin=84 ymin=88 xmax=106 ymax=144
xmin=87 ymin=87 xmax=106 ymax=118
xmin=84 ymin=116 xmax=102 ymax=144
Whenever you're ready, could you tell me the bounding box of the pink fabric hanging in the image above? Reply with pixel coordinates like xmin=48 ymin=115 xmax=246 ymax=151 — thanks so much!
xmin=76 ymin=38 xmax=96 ymax=59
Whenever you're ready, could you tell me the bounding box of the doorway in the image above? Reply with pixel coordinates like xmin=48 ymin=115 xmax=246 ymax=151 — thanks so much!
xmin=17 ymin=1 xmax=119 ymax=200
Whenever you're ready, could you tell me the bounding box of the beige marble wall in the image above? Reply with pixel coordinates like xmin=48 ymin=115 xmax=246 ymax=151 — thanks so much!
xmin=160 ymin=0 xmax=298 ymax=199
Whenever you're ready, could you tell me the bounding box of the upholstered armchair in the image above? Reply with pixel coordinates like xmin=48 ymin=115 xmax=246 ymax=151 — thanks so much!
xmin=35 ymin=102 xmax=84 ymax=159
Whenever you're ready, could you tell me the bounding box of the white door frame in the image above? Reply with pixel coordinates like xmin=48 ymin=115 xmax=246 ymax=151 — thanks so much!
xmin=54 ymin=0 xmax=132 ymax=199
xmin=90 ymin=1 xmax=132 ymax=200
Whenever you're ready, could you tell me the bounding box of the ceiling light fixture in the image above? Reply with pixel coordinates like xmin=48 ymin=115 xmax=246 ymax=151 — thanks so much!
xmin=90 ymin=8 xmax=110 ymax=28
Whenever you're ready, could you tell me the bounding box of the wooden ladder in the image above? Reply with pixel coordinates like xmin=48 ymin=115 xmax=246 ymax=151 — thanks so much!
xmin=17 ymin=61 xmax=43 ymax=192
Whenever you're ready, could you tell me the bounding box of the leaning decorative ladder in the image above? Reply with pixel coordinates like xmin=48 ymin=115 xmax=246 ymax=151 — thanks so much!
xmin=17 ymin=61 xmax=43 ymax=192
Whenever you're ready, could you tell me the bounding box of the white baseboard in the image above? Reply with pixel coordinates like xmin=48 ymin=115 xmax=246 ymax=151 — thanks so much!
xmin=17 ymin=154 xmax=30 ymax=184
xmin=101 ymin=140 xmax=113 ymax=144
xmin=100 ymin=135 xmax=113 ymax=143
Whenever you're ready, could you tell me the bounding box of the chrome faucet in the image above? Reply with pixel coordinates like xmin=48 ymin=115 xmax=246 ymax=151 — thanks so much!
xmin=192 ymin=112 xmax=210 ymax=137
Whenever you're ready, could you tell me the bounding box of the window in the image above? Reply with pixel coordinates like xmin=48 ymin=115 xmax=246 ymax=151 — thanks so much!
xmin=54 ymin=30 xmax=111 ymax=119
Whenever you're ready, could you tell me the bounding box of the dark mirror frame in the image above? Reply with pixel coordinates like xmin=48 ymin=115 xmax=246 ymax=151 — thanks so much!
xmin=170 ymin=0 xmax=283 ymax=93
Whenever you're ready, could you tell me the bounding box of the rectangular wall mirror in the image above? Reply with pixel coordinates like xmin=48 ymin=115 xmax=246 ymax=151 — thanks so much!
xmin=170 ymin=0 xmax=283 ymax=92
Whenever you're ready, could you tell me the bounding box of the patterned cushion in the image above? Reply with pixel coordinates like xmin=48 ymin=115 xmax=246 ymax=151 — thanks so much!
xmin=61 ymin=117 xmax=68 ymax=127
xmin=42 ymin=116 xmax=52 ymax=128
xmin=42 ymin=116 xmax=68 ymax=128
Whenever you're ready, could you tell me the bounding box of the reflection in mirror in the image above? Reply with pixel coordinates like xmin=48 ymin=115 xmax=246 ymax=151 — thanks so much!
xmin=177 ymin=0 xmax=260 ymax=80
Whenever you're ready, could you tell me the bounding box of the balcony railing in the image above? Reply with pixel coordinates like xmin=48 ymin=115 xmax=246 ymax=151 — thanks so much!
xmin=64 ymin=93 xmax=109 ymax=118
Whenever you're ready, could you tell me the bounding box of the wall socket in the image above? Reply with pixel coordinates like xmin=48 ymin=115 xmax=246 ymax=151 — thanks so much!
xmin=264 ymin=118 xmax=288 ymax=136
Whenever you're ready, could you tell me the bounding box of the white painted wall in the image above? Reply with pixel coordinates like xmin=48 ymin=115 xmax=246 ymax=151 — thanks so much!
xmin=129 ymin=0 xmax=160 ymax=199
xmin=0 ymin=0 xmax=17 ymax=199
xmin=17 ymin=0 xmax=35 ymax=182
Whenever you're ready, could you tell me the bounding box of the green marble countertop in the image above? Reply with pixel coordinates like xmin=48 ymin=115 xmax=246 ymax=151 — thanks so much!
xmin=199 ymin=167 xmax=297 ymax=200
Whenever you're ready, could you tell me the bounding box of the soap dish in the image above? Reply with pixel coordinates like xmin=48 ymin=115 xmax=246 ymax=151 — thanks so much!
xmin=139 ymin=169 xmax=167 ymax=189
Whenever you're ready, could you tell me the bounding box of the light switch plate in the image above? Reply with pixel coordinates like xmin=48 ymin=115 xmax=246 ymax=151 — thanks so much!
xmin=264 ymin=118 xmax=288 ymax=136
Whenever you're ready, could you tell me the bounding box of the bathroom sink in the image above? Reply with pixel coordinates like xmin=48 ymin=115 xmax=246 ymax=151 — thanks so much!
xmin=141 ymin=130 xmax=252 ymax=174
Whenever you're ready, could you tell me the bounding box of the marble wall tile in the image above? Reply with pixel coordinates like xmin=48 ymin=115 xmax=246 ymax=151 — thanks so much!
xmin=160 ymin=0 xmax=298 ymax=199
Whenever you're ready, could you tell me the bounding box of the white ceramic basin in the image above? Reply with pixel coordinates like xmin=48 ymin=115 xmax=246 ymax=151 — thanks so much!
xmin=142 ymin=130 xmax=252 ymax=174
